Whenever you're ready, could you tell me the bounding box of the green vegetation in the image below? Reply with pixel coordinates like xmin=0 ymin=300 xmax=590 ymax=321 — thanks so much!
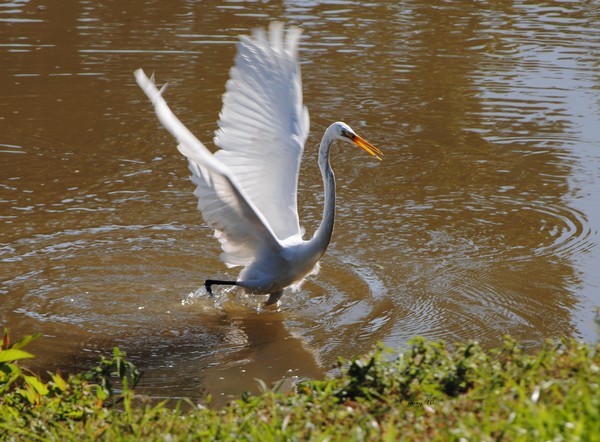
xmin=1 ymin=327 xmax=599 ymax=441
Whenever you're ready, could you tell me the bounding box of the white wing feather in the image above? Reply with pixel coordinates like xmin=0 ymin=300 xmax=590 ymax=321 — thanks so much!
xmin=134 ymin=69 xmax=282 ymax=268
xmin=214 ymin=22 xmax=309 ymax=241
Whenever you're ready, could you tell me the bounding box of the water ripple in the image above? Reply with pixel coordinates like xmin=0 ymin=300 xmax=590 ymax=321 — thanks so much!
xmin=526 ymin=203 xmax=593 ymax=259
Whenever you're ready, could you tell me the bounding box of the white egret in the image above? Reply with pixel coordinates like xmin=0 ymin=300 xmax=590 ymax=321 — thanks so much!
xmin=135 ymin=22 xmax=382 ymax=305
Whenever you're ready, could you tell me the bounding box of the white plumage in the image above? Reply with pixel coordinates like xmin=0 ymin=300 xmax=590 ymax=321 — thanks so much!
xmin=135 ymin=23 xmax=382 ymax=305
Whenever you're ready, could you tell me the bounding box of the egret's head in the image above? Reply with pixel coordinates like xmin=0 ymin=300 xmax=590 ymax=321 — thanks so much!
xmin=332 ymin=122 xmax=383 ymax=160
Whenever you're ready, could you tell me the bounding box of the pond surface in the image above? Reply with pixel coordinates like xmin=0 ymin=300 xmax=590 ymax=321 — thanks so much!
xmin=1 ymin=0 xmax=599 ymax=404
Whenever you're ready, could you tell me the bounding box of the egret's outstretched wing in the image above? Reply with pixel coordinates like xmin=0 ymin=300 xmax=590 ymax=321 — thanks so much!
xmin=214 ymin=22 xmax=309 ymax=241
xmin=135 ymin=69 xmax=282 ymax=267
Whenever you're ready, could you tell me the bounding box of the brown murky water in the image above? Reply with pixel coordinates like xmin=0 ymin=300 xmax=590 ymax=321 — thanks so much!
xmin=2 ymin=1 xmax=600 ymax=404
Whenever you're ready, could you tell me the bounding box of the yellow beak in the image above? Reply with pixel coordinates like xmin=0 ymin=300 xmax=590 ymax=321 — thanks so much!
xmin=352 ymin=134 xmax=383 ymax=161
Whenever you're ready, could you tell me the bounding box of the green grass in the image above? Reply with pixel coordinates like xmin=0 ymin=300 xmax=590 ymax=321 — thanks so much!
xmin=1 ymin=328 xmax=599 ymax=441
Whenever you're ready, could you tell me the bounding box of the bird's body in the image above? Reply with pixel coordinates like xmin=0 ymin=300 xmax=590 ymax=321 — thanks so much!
xmin=135 ymin=23 xmax=381 ymax=305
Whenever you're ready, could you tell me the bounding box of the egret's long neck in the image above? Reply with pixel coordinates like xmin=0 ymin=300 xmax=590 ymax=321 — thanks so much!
xmin=308 ymin=127 xmax=337 ymax=258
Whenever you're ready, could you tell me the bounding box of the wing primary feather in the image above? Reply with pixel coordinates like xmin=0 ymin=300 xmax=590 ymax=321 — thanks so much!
xmin=214 ymin=22 xmax=309 ymax=241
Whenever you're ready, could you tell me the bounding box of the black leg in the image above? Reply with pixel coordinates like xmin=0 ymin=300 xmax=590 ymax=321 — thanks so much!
xmin=264 ymin=291 xmax=283 ymax=306
xmin=204 ymin=279 xmax=238 ymax=296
